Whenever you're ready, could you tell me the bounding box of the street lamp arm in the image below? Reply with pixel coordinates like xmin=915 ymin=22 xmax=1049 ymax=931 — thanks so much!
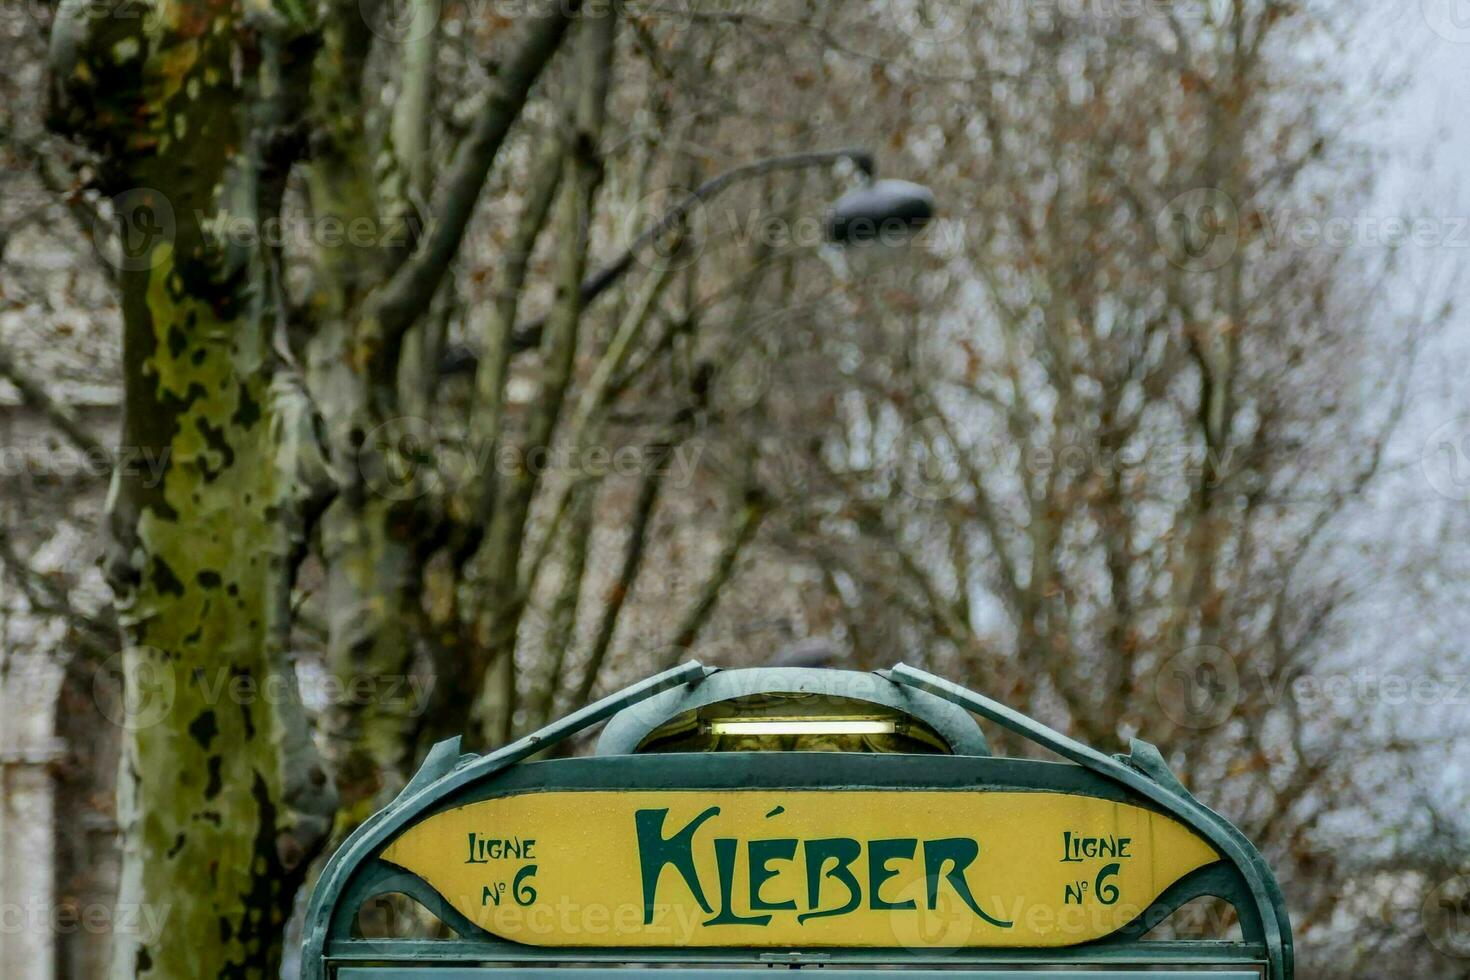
xmin=505 ymin=147 xmax=876 ymax=354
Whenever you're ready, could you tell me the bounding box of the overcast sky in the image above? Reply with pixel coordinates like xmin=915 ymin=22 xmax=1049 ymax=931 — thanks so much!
xmin=1375 ymin=4 xmax=1470 ymax=318
xmin=1363 ymin=1 xmax=1470 ymax=822
xmin=1358 ymin=5 xmax=1470 ymax=448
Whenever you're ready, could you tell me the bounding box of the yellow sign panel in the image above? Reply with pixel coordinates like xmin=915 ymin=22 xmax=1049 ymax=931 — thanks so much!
xmin=381 ymin=790 xmax=1218 ymax=948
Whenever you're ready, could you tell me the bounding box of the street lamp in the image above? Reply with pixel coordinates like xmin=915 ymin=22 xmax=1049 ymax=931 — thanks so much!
xmin=503 ymin=148 xmax=937 ymax=354
xmin=826 ymin=178 xmax=937 ymax=245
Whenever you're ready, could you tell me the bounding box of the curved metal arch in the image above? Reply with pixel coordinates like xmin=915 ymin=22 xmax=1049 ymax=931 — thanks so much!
xmin=885 ymin=663 xmax=1293 ymax=980
xmin=301 ymin=662 xmax=1291 ymax=980
xmin=334 ymin=859 xmax=491 ymax=946
xmin=1104 ymin=862 xmax=1264 ymax=946
xmin=299 ymin=661 xmax=713 ymax=980
xmin=595 ymin=666 xmax=991 ymax=756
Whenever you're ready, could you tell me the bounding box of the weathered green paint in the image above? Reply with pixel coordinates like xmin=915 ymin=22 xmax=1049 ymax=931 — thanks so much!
xmin=300 ymin=666 xmax=1292 ymax=980
xmin=885 ymin=665 xmax=1294 ymax=980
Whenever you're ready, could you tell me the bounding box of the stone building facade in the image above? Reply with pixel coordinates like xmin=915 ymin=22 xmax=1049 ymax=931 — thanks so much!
xmin=0 ymin=386 xmax=120 ymax=980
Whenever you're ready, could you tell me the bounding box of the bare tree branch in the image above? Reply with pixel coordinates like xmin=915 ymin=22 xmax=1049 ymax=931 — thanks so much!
xmin=0 ymin=339 xmax=109 ymax=460
xmin=659 ymin=485 xmax=766 ymax=667
xmin=365 ymin=3 xmax=583 ymax=368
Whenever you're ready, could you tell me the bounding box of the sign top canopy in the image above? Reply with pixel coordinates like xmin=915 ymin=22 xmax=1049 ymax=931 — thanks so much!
xmin=301 ymin=663 xmax=1293 ymax=980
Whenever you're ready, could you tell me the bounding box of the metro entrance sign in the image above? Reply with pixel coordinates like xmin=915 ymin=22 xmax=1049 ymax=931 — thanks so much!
xmin=301 ymin=664 xmax=1293 ymax=979
xmin=382 ymin=790 xmax=1219 ymax=947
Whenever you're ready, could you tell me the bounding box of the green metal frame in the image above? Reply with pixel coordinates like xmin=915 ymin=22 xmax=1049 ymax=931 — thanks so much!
xmin=338 ymin=972 xmax=1263 ymax=979
xmin=301 ymin=664 xmax=1292 ymax=980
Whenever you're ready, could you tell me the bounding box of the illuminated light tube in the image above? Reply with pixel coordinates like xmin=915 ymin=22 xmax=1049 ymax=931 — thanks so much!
xmin=705 ymin=719 xmax=897 ymax=736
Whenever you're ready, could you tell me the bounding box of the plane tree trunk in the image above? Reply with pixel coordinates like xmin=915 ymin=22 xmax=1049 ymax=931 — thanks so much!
xmin=47 ymin=1 xmax=579 ymax=972
xmin=49 ymin=1 xmax=338 ymax=974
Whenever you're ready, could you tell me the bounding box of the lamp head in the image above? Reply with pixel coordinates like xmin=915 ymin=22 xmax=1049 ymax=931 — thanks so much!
xmin=826 ymin=178 xmax=936 ymax=245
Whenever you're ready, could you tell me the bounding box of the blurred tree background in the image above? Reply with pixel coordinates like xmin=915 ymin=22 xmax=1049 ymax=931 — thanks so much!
xmin=1 ymin=0 xmax=1468 ymax=977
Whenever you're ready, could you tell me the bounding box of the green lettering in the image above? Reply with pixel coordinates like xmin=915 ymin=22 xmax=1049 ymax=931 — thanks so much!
xmin=868 ymin=838 xmax=918 ymax=910
xmin=799 ymin=838 xmax=862 ymax=923
xmin=705 ymin=838 xmax=772 ymax=925
xmin=748 ymin=838 xmax=798 ymax=912
xmin=923 ymin=838 xmax=1012 ymax=928
xmin=635 ymin=806 xmax=719 ymax=924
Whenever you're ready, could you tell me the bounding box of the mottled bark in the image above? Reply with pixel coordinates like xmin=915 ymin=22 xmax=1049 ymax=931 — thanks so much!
xmin=50 ymin=2 xmax=333 ymax=975
xmin=317 ymin=495 xmax=421 ymax=817
xmin=299 ymin=4 xmax=424 ymax=821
